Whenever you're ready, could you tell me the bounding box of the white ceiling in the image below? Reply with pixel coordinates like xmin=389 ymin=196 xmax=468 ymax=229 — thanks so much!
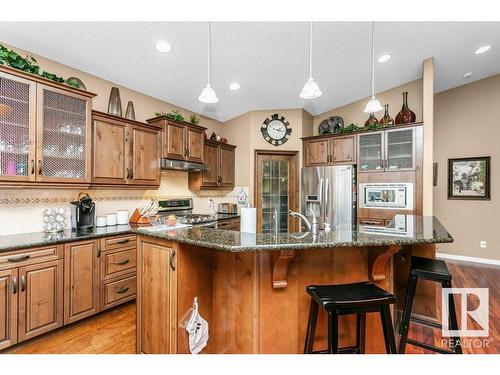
xmin=1 ymin=22 xmax=500 ymax=122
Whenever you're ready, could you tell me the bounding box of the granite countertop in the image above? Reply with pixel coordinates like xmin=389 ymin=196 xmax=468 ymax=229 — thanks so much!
xmin=0 ymin=215 xmax=452 ymax=254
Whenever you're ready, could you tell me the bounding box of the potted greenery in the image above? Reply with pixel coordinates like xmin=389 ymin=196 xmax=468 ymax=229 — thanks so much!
xmin=189 ymin=114 xmax=200 ymax=125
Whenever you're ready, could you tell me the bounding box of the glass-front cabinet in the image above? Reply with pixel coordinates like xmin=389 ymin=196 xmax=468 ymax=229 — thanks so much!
xmin=358 ymin=127 xmax=416 ymax=173
xmin=261 ymin=159 xmax=289 ymax=233
xmin=0 ymin=69 xmax=92 ymax=185
xmin=358 ymin=131 xmax=384 ymax=172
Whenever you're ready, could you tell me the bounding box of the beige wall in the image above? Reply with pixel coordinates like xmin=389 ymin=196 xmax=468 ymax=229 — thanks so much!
xmin=434 ymin=74 xmax=500 ymax=260
xmin=312 ymin=79 xmax=423 ymax=134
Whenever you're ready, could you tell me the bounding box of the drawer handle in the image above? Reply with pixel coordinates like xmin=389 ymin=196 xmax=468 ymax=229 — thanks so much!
xmin=115 ymin=286 xmax=129 ymax=294
xmin=96 ymin=244 xmax=101 ymax=258
xmin=115 ymin=239 xmax=130 ymax=244
xmin=113 ymin=259 xmax=130 ymax=266
xmin=169 ymin=250 xmax=176 ymax=271
xmin=362 ymin=220 xmax=383 ymax=225
xmin=7 ymin=254 xmax=30 ymax=263
xmin=12 ymin=276 xmax=18 ymax=294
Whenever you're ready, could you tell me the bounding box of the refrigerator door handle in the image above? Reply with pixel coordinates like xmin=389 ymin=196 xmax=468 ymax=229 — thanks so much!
xmin=324 ymin=178 xmax=329 ymax=222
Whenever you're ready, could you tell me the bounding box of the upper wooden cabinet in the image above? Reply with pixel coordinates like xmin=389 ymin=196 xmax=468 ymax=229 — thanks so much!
xmin=189 ymin=140 xmax=237 ymax=191
xmin=0 ymin=66 xmax=95 ymax=187
xmin=146 ymin=116 xmax=206 ymax=163
xmin=92 ymin=111 xmax=161 ymax=187
xmin=358 ymin=125 xmax=420 ymax=173
xmin=303 ymin=135 xmax=356 ymax=167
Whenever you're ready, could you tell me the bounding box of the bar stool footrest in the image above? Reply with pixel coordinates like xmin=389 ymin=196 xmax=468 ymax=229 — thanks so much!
xmin=406 ymin=339 xmax=455 ymax=354
xmin=311 ymin=346 xmax=360 ymax=354
xmin=410 ymin=315 xmax=442 ymax=329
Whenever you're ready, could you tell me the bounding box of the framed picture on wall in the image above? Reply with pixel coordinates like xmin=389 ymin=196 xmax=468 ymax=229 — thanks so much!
xmin=448 ymin=157 xmax=490 ymax=200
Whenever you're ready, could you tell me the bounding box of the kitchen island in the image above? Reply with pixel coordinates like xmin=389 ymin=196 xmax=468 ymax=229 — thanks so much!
xmin=134 ymin=215 xmax=453 ymax=354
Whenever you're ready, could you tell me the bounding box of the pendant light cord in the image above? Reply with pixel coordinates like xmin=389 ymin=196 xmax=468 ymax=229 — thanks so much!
xmin=309 ymin=21 xmax=313 ymax=78
xmin=207 ymin=21 xmax=211 ymax=85
xmin=371 ymin=21 xmax=375 ymax=98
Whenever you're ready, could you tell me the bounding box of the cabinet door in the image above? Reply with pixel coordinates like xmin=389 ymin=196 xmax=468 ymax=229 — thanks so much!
xmin=18 ymin=260 xmax=63 ymax=342
xmin=304 ymin=139 xmax=329 ymax=166
xmin=357 ymin=131 xmax=384 ymax=173
xmin=137 ymin=238 xmax=177 ymax=354
xmin=129 ymin=125 xmax=160 ymax=185
xmin=331 ymin=136 xmax=355 ymax=164
xmin=201 ymin=141 xmax=219 ymax=188
xmin=64 ymin=240 xmax=99 ymax=324
xmin=219 ymin=145 xmax=235 ymax=188
xmin=185 ymin=126 xmax=204 ymax=163
xmin=36 ymin=84 xmax=91 ymax=183
xmin=0 ymin=72 xmax=37 ymax=183
xmin=92 ymin=118 xmax=127 ymax=184
xmin=0 ymin=268 xmax=18 ymax=350
xmin=164 ymin=122 xmax=186 ymax=160
xmin=385 ymin=128 xmax=416 ymax=171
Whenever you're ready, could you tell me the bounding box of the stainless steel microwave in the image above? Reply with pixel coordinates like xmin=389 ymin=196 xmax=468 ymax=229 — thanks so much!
xmin=359 ymin=183 xmax=413 ymax=210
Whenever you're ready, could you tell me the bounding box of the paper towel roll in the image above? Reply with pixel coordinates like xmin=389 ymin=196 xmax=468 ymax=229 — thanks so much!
xmin=240 ymin=207 xmax=256 ymax=233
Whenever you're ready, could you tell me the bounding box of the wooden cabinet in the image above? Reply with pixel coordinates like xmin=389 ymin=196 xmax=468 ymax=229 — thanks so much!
xmin=217 ymin=218 xmax=240 ymax=231
xmin=0 ymin=244 xmax=64 ymax=349
xmin=0 ymin=67 xmax=95 ymax=187
xmin=0 ymin=269 xmax=18 ymax=350
xmin=303 ymin=135 xmax=355 ymax=167
xmin=189 ymin=140 xmax=237 ymax=190
xmin=146 ymin=116 xmax=206 ymax=164
xmin=358 ymin=126 xmax=418 ymax=173
xmin=18 ymin=259 xmax=63 ymax=341
xmin=136 ymin=237 xmax=177 ymax=354
xmin=63 ymin=240 xmax=100 ymax=324
xmin=92 ymin=111 xmax=161 ymax=187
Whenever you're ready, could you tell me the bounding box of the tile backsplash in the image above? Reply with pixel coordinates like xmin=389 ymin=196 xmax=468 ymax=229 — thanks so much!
xmin=0 ymin=170 xmax=249 ymax=236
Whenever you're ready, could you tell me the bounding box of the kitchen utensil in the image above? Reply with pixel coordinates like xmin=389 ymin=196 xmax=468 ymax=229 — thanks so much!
xmin=116 ymin=210 xmax=129 ymax=225
xmin=106 ymin=213 xmax=117 ymax=226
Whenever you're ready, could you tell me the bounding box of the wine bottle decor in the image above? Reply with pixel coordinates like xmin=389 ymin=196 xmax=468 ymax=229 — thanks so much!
xmin=381 ymin=104 xmax=394 ymax=126
xmin=395 ymin=92 xmax=416 ymax=125
xmin=364 ymin=113 xmax=379 ymax=127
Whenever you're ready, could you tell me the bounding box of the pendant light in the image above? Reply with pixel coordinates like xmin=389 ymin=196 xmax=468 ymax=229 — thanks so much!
xmin=300 ymin=22 xmax=322 ymax=99
xmin=199 ymin=22 xmax=219 ymax=104
xmin=363 ymin=22 xmax=383 ymax=113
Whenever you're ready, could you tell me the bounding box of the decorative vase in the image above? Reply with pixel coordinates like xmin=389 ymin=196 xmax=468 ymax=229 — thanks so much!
xmin=395 ymin=92 xmax=416 ymax=125
xmin=108 ymin=87 xmax=122 ymax=117
xmin=381 ymin=104 xmax=394 ymax=126
xmin=125 ymin=101 xmax=136 ymax=120
xmin=364 ymin=113 xmax=379 ymax=127
xmin=65 ymin=77 xmax=86 ymax=90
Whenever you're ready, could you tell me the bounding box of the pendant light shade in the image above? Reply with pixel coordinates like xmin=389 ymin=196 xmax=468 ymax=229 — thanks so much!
xmin=364 ymin=22 xmax=382 ymax=113
xmin=300 ymin=22 xmax=322 ymax=100
xmin=199 ymin=22 xmax=219 ymax=104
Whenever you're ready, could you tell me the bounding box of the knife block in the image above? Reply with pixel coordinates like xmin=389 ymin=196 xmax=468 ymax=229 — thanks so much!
xmin=129 ymin=208 xmax=152 ymax=224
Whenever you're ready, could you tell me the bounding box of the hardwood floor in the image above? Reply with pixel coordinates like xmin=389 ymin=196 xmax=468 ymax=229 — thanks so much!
xmin=4 ymin=302 xmax=136 ymax=354
xmin=2 ymin=260 xmax=499 ymax=354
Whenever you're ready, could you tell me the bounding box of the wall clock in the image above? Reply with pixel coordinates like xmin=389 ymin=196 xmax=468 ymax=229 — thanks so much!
xmin=261 ymin=114 xmax=292 ymax=146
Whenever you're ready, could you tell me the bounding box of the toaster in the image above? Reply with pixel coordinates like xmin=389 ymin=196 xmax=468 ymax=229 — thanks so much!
xmin=217 ymin=203 xmax=238 ymax=214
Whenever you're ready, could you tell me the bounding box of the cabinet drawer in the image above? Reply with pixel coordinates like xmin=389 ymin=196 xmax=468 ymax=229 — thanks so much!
xmin=217 ymin=219 xmax=240 ymax=231
xmin=101 ymin=235 xmax=136 ymax=251
xmin=358 ymin=218 xmax=386 ymax=226
xmin=0 ymin=245 xmax=63 ymax=270
xmin=101 ymin=275 xmax=136 ymax=311
xmin=101 ymin=248 xmax=136 ymax=281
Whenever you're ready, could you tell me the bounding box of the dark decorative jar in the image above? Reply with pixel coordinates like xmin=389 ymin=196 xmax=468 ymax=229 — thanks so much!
xmin=364 ymin=113 xmax=379 ymax=127
xmin=395 ymin=92 xmax=416 ymax=125
xmin=381 ymin=104 xmax=394 ymax=126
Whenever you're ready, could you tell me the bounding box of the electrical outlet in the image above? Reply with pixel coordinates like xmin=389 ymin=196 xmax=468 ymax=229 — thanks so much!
xmin=208 ymin=199 xmax=214 ymax=210
xmin=480 ymin=241 xmax=487 ymax=248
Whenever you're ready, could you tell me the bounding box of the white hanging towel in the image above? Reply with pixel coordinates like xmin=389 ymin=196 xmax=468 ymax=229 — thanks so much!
xmin=185 ymin=310 xmax=209 ymax=354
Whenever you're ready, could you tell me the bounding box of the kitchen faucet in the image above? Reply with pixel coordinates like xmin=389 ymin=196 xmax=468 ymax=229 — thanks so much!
xmin=289 ymin=206 xmax=318 ymax=235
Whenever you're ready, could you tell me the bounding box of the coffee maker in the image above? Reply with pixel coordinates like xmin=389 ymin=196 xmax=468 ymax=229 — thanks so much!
xmin=70 ymin=193 xmax=95 ymax=232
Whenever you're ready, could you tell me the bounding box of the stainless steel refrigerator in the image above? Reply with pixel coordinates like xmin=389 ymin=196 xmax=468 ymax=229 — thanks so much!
xmin=301 ymin=165 xmax=356 ymax=230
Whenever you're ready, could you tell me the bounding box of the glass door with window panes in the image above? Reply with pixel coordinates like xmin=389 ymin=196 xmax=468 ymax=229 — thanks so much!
xmin=358 ymin=132 xmax=384 ymax=172
xmin=261 ymin=159 xmax=290 ymax=233
xmin=385 ymin=128 xmax=415 ymax=171
xmin=36 ymin=85 xmax=90 ymax=183
xmin=0 ymin=72 xmax=36 ymax=182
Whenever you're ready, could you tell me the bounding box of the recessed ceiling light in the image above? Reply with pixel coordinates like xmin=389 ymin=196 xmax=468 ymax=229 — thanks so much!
xmin=229 ymin=82 xmax=240 ymax=91
xmin=463 ymin=72 xmax=473 ymax=79
xmin=474 ymin=45 xmax=491 ymax=55
xmin=377 ymin=54 xmax=391 ymax=63
xmin=155 ymin=40 xmax=172 ymax=53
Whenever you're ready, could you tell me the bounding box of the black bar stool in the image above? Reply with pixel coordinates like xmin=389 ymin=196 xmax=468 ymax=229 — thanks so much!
xmin=304 ymin=281 xmax=397 ymax=354
xmin=398 ymin=256 xmax=462 ymax=354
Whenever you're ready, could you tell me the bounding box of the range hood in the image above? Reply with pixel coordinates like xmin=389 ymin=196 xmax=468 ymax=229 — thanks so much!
xmin=161 ymin=158 xmax=209 ymax=172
